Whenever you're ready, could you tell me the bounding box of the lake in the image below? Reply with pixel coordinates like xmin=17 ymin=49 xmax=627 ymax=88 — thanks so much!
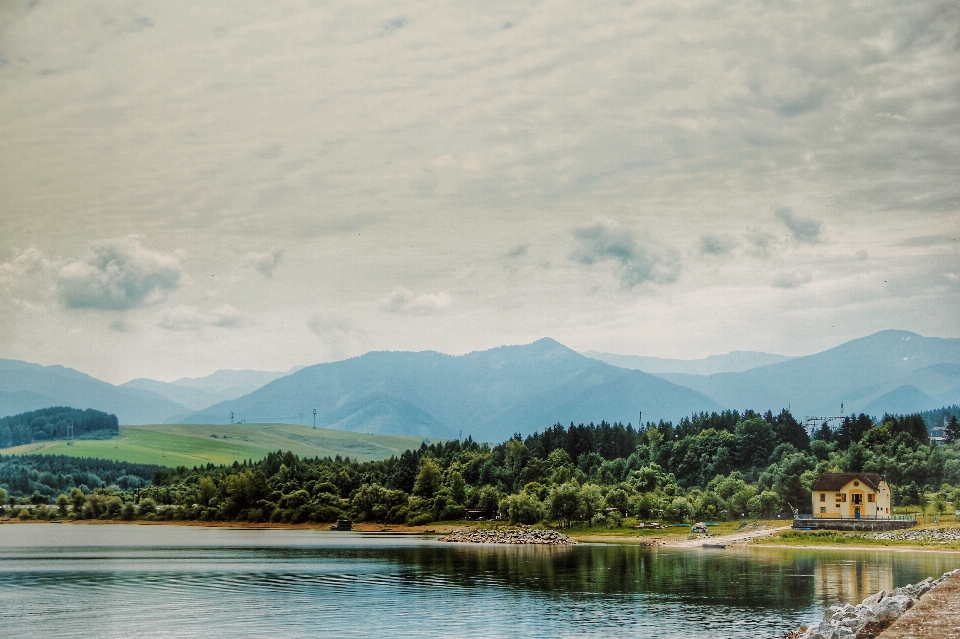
xmin=2 ymin=524 xmax=959 ymax=638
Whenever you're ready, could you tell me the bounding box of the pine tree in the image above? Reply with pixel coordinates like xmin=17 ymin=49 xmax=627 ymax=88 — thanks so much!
xmin=946 ymin=414 xmax=960 ymax=444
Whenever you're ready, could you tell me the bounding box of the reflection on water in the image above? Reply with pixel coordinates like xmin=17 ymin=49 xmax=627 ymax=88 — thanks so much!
xmin=1 ymin=525 xmax=958 ymax=639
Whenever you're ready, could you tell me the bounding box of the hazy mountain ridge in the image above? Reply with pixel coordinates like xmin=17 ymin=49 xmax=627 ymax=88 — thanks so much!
xmin=655 ymin=331 xmax=960 ymax=418
xmin=582 ymin=350 xmax=794 ymax=375
xmin=182 ymin=339 xmax=723 ymax=441
xmin=121 ymin=367 xmax=302 ymax=411
xmin=0 ymin=359 xmax=189 ymax=424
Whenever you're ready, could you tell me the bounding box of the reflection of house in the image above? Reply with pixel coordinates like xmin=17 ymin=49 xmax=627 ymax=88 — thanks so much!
xmin=811 ymin=473 xmax=890 ymax=519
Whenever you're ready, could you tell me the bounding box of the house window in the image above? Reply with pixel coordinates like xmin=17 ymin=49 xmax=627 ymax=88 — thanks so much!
xmin=820 ymin=493 xmax=826 ymax=502
xmin=820 ymin=507 xmax=826 ymax=513
xmin=852 ymin=493 xmax=862 ymax=505
xmin=837 ymin=494 xmax=846 ymax=502
xmin=867 ymin=494 xmax=875 ymax=503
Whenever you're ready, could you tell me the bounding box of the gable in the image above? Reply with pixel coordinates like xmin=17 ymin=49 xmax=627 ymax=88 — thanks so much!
xmin=810 ymin=472 xmax=883 ymax=492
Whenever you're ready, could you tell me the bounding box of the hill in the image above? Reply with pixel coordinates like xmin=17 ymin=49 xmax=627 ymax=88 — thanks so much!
xmin=655 ymin=331 xmax=960 ymax=418
xmin=0 ymin=359 xmax=189 ymax=424
xmin=182 ymin=339 xmax=723 ymax=441
xmin=0 ymin=423 xmax=431 ymax=467
xmin=582 ymin=350 xmax=794 ymax=375
xmin=120 ymin=367 xmax=301 ymax=411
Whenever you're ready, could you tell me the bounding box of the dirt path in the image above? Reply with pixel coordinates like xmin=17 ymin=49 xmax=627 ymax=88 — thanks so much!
xmin=659 ymin=525 xmax=793 ymax=547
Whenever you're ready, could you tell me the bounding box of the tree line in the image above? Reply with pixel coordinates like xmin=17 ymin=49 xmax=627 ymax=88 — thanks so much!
xmin=6 ymin=408 xmax=959 ymax=527
xmin=0 ymin=407 xmax=119 ymax=448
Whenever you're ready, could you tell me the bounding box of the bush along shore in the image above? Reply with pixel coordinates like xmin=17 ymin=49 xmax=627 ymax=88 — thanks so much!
xmin=439 ymin=528 xmax=577 ymax=545
xmin=787 ymin=568 xmax=960 ymax=639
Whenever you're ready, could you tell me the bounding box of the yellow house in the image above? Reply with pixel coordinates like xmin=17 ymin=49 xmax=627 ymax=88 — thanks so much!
xmin=811 ymin=472 xmax=891 ymax=519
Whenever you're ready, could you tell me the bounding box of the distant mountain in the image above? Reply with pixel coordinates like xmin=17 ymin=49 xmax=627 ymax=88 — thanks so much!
xmin=0 ymin=359 xmax=189 ymax=424
xmin=181 ymin=339 xmax=723 ymax=441
xmin=582 ymin=350 xmax=794 ymax=375
xmin=121 ymin=367 xmax=302 ymax=411
xmin=861 ymin=386 xmax=940 ymax=417
xmin=655 ymin=331 xmax=960 ymax=418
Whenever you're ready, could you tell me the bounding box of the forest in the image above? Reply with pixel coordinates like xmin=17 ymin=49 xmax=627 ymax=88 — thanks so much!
xmin=7 ymin=408 xmax=958 ymax=527
xmin=0 ymin=407 xmax=119 ymax=448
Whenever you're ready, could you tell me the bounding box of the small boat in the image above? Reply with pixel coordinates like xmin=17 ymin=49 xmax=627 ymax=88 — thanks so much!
xmin=702 ymin=543 xmax=726 ymax=549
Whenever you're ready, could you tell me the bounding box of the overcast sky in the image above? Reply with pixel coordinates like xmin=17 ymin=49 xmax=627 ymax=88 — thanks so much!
xmin=1 ymin=0 xmax=958 ymax=384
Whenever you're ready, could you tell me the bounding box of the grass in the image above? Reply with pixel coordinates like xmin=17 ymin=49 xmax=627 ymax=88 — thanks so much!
xmin=755 ymin=524 xmax=960 ymax=550
xmin=0 ymin=423 xmax=434 ymax=467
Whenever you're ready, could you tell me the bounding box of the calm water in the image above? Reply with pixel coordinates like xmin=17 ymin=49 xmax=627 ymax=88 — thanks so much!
xmin=2 ymin=525 xmax=959 ymax=638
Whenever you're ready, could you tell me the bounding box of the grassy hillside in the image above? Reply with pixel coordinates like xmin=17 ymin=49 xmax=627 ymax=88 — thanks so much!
xmin=0 ymin=423 xmax=434 ymax=467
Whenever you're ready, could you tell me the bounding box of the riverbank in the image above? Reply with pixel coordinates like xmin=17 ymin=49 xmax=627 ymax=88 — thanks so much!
xmin=751 ymin=526 xmax=960 ymax=553
xmin=8 ymin=517 xmax=960 ymax=554
xmin=790 ymin=568 xmax=960 ymax=639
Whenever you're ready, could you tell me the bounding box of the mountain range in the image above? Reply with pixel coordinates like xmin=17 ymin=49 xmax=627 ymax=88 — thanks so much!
xmin=2 ymin=330 xmax=958 ymax=441
xmin=654 ymin=331 xmax=960 ymax=418
xmin=180 ymin=339 xmax=723 ymax=442
xmin=120 ymin=367 xmax=303 ymax=411
xmin=582 ymin=350 xmax=794 ymax=375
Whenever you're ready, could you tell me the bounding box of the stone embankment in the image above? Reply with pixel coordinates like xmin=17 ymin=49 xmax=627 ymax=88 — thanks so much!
xmin=791 ymin=569 xmax=960 ymax=639
xmin=867 ymin=527 xmax=960 ymax=542
xmin=438 ymin=528 xmax=577 ymax=545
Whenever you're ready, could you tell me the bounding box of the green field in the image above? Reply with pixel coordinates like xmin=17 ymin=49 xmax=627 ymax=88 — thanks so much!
xmin=0 ymin=423 xmax=435 ymax=467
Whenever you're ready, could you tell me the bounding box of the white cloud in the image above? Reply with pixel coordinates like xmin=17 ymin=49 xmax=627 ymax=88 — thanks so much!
xmin=244 ymin=248 xmax=285 ymax=278
xmin=775 ymin=207 xmax=824 ymax=245
xmin=158 ymin=304 xmax=250 ymax=331
xmin=56 ymin=237 xmax=182 ymax=310
xmin=772 ymin=270 xmax=813 ymax=289
xmin=379 ymin=287 xmax=452 ymax=314
xmin=502 ymin=243 xmax=529 ymax=259
xmin=158 ymin=306 xmax=204 ymax=331
xmin=209 ymin=304 xmax=251 ymax=328
xmin=570 ymin=220 xmax=679 ymax=288
xmin=700 ymin=233 xmax=739 ymax=256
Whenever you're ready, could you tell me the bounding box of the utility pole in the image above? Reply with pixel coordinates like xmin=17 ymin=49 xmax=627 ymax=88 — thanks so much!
xmin=313 ymin=408 xmax=317 ymax=429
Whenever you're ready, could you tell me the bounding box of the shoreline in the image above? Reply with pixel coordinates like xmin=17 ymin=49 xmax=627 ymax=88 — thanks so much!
xmin=6 ymin=519 xmax=960 ymax=555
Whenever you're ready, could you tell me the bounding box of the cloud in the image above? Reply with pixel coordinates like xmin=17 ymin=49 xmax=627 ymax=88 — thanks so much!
xmin=307 ymin=312 xmax=366 ymax=359
xmin=209 ymin=304 xmax=251 ymax=328
xmin=109 ymin=318 xmax=133 ymax=333
xmin=158 ymin=304 xmax=250 ymax=331
xmin=56 ymin=237 xmax=182 ymax=310
xmin=700 ymin=234 xmax=739 ymax=255
xmin=502 ymin=243 xmax=529 ymax=259
xmin=775 ymin=207 xmax=824 ymax=244
xmin=0 ymin=247 xmax=55 ymax=288
xmin=900 ymin=234 xmax=956 ymax=247
xmin=244 ymin=248 xmax=284 ymax=278
xmin=745 ymin=229 xmax=780 ymax=258
xmin=570 ymin=220 xmax=679 ymax=287
xmin=158 ymin=306 xmax=204 ymax=331
xmin=772 ymin=270 xmax=813 ymax=289
xmin=379 ymin=286 xmax=452 ymax=314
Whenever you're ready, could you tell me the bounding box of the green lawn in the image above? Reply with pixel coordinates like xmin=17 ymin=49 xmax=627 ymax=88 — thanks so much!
xmin=0 ymin=423 xmax=434 ymax=467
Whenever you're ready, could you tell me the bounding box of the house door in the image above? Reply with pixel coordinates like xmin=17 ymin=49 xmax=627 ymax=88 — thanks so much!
xmin=855 ymin=507 xmax=861 ymax=519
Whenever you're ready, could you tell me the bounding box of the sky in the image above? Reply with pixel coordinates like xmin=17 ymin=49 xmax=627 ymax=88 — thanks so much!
xmin=1 ymin=0 xmax=958 ymax=385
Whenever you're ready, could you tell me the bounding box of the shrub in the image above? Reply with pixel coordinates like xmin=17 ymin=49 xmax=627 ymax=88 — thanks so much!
xmin=406 ymin=511 xmax=434 ymax=526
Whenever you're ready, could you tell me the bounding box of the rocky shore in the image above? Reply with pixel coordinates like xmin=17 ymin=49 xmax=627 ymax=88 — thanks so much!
xmin=438 ymin=528 xmax=577 ymax=545
xmin=867 ymin=528 xmax=960 ymax=542
xmin=790 ymin=568 xmax=960 ymax=639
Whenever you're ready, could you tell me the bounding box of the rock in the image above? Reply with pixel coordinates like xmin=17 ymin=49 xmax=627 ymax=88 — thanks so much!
xmin=438 ymin=527 xmax=578 ymax=545
xmin=796 ymin=569 xmax=952 ymax=639
xmin=691 ymin=522 xmax=708 ymax=534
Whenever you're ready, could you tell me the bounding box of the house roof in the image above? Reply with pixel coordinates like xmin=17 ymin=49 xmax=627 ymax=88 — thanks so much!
xmin=811 ymin=472 xmax=884 ymax=492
